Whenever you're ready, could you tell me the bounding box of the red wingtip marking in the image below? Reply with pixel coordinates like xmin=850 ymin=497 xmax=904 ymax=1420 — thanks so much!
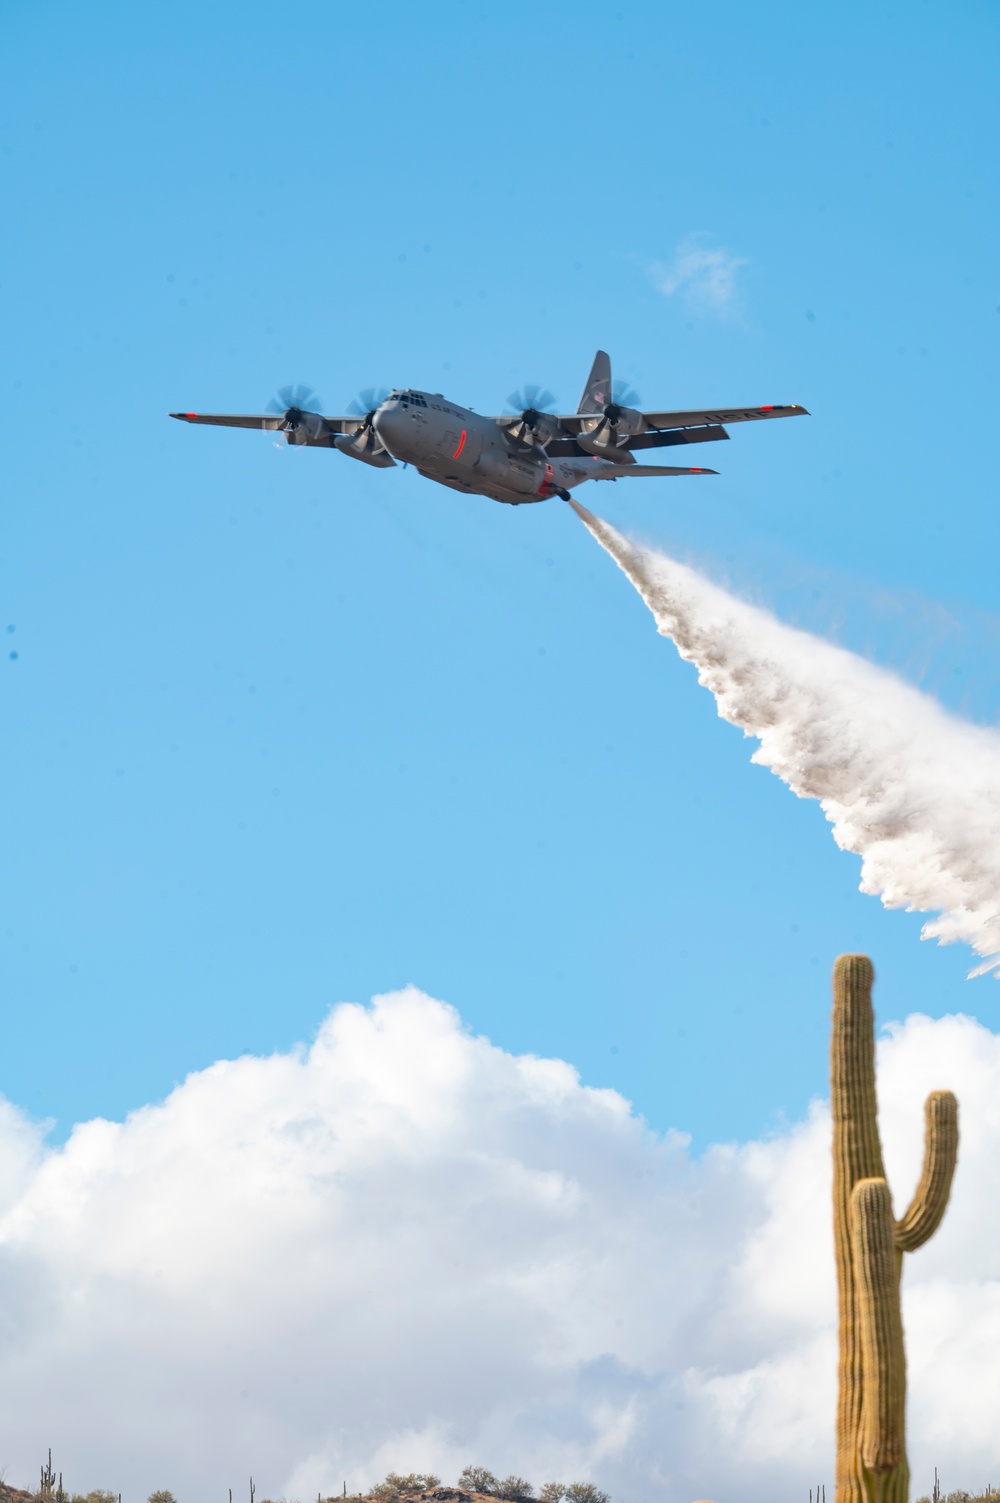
xmin=185 ymin=411 xmax=197 ymax=418
xmin=760 ymin=404 xmax=774 ymax=411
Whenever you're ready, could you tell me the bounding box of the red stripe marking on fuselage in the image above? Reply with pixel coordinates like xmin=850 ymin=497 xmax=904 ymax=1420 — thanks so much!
xmin=452 ymin=429 xmax=467 ymax=459
xmin=537 ymin=462 xmax=555 ymax=497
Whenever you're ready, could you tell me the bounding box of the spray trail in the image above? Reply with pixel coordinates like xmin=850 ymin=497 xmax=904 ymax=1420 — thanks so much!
xmin=570 ymin=499 xmax=1000 ymax=976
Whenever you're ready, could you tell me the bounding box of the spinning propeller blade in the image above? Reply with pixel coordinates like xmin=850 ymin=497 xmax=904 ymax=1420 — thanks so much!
xmin=346 ymin=388 xmax=391 ymax=419
xmin=503 ymin=385 xmax=558 ymax=417
xmin=582 ymin=378 xmax=646 ymax=452
xmin=342 ymin=389 xmax=391 ymax=457
xmin=262 ymin=384 xmax=325 ymax=447
xmin=612 ymin=379 xmax=641 ymax=410
xmin=265 ymin=383 xmax=324 ymax=416
xmin=503 ymin=386 xmax=560 ymax=448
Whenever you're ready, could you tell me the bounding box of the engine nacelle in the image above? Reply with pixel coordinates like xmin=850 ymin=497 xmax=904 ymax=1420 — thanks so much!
xmin=526 ymin=411 xmax=561 ymax=445
xmin=576 ymin=404 xmax=646 ymax=459
xmin=608 ymin=404 xmax=646 ymax=436
xmin=502 ymin=410 xmax=560 ymax=450
xmin=283 ymin=409 xmax=328 ymax=445
xmin=333 ymin=431 xmax=397 ymax=468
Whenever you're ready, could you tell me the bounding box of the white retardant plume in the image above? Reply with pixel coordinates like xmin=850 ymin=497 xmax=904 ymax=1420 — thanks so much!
xmin=569 ymin=499 xmax=1000 ymax=977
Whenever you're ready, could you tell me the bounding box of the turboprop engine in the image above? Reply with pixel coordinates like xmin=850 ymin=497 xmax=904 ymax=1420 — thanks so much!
xmin=576 ymin=399 xmax=647 ymax=460
xmin=502 ymin=385 xmax=560 ymax=452
xmin=333 ymin=430 xmax=396 ymax=468
xmin=264 ymin=385 xmax=331 ymax=447
xmin=334 ymin=389 xmax=397 ymax=468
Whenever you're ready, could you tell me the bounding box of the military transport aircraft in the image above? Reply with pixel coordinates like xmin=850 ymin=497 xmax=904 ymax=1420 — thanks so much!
xmin=170 ymin=351 xmax=807 ymax=508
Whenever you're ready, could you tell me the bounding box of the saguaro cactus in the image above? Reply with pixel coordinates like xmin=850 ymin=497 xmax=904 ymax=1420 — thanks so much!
xmin=832 ymin=955 xmax=959 ymax=1503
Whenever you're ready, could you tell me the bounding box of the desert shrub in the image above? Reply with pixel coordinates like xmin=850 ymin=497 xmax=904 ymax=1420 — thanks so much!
xmin=71 ymin=1493 xmax=118 ymax=1503
xmin=564 ymin=1485 xmax=609 ymax=1503
xmin=918 ymin=1491 xmax=998 ymax=1503
xmin=495 ymin=1482 xmax=533 ymax=1503
xmin=370 ymin=1475 xmax=440 ymax=1503
xmin=148 ymin=1493 xmax=177 ymax=1503
xmin=538 ymin=1489 xmax=565 ymax=1503
xmin=458 ymin=1474 xmax=498 ymax=1498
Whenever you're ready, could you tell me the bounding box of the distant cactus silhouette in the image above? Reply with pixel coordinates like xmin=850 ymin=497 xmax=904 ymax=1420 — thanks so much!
xmin=832 ymin=955 xmax=959 ymax=1503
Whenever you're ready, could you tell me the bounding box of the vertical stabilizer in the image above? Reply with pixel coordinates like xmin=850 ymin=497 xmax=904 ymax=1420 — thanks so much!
xmin=578 ymin=350 xmax=612 ymax=413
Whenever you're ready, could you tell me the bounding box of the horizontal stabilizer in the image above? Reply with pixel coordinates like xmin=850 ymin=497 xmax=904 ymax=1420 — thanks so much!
xmin=596 ymin=464 xmax=717 ymax=478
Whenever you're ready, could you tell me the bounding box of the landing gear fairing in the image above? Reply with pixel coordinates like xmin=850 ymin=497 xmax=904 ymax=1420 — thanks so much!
xmin=170 ymin=351 xmax=808 ymax=508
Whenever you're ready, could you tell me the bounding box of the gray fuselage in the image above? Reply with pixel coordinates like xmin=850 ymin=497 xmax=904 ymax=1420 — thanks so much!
xmin=372 ymin=389 xmax=601 ymax=506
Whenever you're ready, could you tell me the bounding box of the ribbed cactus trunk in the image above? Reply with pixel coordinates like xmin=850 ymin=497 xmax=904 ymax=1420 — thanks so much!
xmin=831 ymin=956 xmax=958 ymax=1503
xmin=850 ymin=1178 xmax=906 ymax=1482
xmin=832 ymin=955 xmax=900 ymax=1503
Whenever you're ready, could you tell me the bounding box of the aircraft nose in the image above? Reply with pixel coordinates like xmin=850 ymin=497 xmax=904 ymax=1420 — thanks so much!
xmin=369 ymin=402 xmax=396 ymax=438
xmin=372 ymin=403 xmax=401 ymax=447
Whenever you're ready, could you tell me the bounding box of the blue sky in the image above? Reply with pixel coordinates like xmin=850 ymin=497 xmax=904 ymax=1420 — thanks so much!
xmin=2 ymin=0 xmax=999 ymax=1149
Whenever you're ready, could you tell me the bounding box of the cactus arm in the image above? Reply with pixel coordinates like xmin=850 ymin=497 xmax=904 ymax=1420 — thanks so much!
xmin=850 ymin=1177 xmax=907 ymax=1475
xmin=894 ymin=1091 xmax=959 ymax=1253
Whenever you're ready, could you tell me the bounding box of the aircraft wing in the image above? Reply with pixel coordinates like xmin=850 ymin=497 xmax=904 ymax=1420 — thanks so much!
xmin=551 ymin=402 xmax=807 ymax=435
xmin=639 ymin=403 xmax=808 ymax=430
xmin=545 ymin=426 xmax=730 ymax=458
xmin=169 ymin=411 xmax=362 ymax=434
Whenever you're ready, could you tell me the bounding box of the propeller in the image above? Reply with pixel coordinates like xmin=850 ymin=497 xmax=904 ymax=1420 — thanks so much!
xmin=611 ymin=379 xmax=641 ymax=410
xmin=265 ymin=383 xmax=324 ymax=416
xmin=264 ymin=384 xmax=325 ymax=446
xmin=583 ymin=378 xmax=646 ymax=450
xmin=504 ymin=385 xmax=557 ymax=417
xmin=503 ymin=385 xmax=559 ymax=447
xmin=344 ymin=388 xmax=391 ymax=458
xmin=347 ymin=388 xmax=391 ymax=419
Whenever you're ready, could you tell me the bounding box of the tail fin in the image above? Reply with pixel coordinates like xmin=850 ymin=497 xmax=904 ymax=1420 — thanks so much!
xmin=578 ymin=350 xmax=612 ymax=413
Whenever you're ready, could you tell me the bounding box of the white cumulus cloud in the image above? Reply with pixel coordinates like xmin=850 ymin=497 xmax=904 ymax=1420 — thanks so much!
xmin=0 ymin=989 xmax=997 ymax=1503
xmin=646 ymin=236 xmax=749 ymax=316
